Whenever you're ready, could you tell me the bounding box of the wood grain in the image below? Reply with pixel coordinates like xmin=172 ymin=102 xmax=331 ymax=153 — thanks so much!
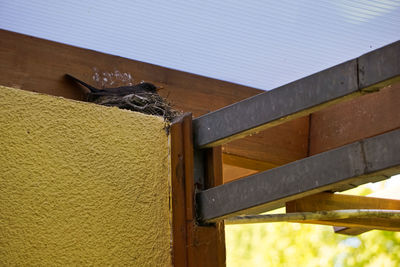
xmin=309 ymin=83 xmax=400 ymax=155
xmin=286 ymin=192 xmax=400 ymax=232
xmin=171 ymin=114 xmax=225 ymax=266
xmin=0 ymin=29 xmax=309 ymax=182
xmin=223 ymin=164 xmax=258 ymax=183
xmin=170 ymin=116 xmax=188 ymax=266
xmin=286 ymin=192 xmax=400 ymax=212
xmin=2 ymin=30 xmax=399 ymax=184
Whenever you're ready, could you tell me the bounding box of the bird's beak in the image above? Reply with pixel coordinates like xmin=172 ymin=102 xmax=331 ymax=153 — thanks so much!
xmin=156 ymin=85 xmax=164 ymax=91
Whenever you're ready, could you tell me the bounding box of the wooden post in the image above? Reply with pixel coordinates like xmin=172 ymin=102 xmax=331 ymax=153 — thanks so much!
xmin=170 ymin=114 xmax=226 ymax=266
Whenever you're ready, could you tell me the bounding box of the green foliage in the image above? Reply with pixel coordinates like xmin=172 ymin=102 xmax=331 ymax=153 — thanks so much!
xmin=225 ymin=180 xmax=400 ymax=266
xmin=226 ymin=223 xmax=400 ymax=266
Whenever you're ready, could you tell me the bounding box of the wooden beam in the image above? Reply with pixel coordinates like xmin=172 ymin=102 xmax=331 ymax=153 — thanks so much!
xmin=223 ymin=116 xmax=309 ymax=169
xmin=0 ymin=31 xmax=262 ymax=108
xmin=333 ymin=226 xmax=370 ymax=236
xmin=170 ymin=114 xmax=225 ymax=266
xmin=335 ymin=184 xmax=400 ymax=235
xmin=286 ymin=192 xmax=400 ymax=212
xmin=0 ymin=29 xmax=308 ymax=179
xmin=285 ymin=191 xmax=400 ymax=234
xmin=304 ymin=215 xmax=400 ymax=232
xmin=310 ymin=83 xmax=400 ymax=155
xmin=222 ymin=154 xmax=278 ymax=172
xmin=225 ymin=209 xmax=400 ymax=232
xmin=223 ymin=164 xmax=258 ymax=184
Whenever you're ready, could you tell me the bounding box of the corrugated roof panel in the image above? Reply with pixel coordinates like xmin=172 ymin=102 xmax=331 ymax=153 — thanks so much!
xmin=1 ymin=0 xmax=399 ymax=90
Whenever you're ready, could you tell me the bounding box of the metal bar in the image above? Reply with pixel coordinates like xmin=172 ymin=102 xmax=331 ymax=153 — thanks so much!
xmin=196 ymin=128 xmax=400 ymax=222
xmin=358 ymin=41 xmax=400 ymax=91
xmin=193 ymin=41 xmax=400 ymax=148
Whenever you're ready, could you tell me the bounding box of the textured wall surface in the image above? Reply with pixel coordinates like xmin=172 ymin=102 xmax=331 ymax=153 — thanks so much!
xmin=0 ymin=86 xmax=171 ymax=266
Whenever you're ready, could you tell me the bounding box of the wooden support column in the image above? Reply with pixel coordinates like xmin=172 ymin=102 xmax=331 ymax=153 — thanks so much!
xmin=170 ymin=114 xmax=225 ymax=267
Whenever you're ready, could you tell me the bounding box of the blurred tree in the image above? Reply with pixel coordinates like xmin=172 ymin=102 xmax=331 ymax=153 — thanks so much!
xmin=226 ymin=222 xmax=400 ymax=266
xmin=225 ymin=180 xmax=400 ymax=267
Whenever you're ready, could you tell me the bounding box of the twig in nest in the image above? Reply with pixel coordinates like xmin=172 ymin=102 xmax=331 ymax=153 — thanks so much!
xmin=93 ymin=91 xmax=182 ymax=123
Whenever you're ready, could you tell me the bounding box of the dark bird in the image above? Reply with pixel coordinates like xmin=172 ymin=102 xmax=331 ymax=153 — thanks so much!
xmin=65 ymin=74 xmax=157 ymax=101
xmin=65 ymin=73 xmax=181 ymax=123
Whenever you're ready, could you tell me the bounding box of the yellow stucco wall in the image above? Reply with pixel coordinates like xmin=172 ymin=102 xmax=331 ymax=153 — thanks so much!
xmin=0 ymin=86 xmax=171 ymax=266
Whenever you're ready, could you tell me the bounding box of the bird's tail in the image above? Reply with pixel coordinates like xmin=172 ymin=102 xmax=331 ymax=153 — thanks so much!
xmin=65 ymin=74 xmax=101 ymax=93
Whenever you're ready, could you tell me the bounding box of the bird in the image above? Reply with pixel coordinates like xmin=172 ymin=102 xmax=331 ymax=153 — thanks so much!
xmin=65 ymin=74 xmax=158 ymax=101
xmin=65 ymin=73 xmax=180 ymax=123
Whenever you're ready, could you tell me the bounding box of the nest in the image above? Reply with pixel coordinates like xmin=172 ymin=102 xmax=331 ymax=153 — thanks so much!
xmin=92 ymin=92 xmax=182 ymax=123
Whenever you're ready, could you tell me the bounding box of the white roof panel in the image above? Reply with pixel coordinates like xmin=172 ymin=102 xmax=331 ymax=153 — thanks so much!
xmin=1 ymin=0 xmax=399 ymax=90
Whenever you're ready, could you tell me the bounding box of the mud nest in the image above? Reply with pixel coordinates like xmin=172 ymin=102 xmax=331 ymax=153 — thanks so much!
xmin=92 ymin=92 xmax=182 ymax=123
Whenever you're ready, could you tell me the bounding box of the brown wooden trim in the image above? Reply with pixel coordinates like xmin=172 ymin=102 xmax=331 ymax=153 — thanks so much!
xmin=309 ymin=83 xmax=400 ymax=155
xmin=223 ymin=116 xmax=309 ymax=167
xmin=222 ymin=154 xmax=277 ymax=172
xmin=171 ymin=114 xmax=225 ymax=266
xmin=188 ymin=146 xmax=226 ymax=267
xmin=170 ymin=116 xmax=188 ymax=266
xmin=0 ymin=29 xmax=260 ymax=113
xmin=0 ymin=29 xmax=310 ymax=178
xmin=223 ymin=165 xmax=258 ymax=184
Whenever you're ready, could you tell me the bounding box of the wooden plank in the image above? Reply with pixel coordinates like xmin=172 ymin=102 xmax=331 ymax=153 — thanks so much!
xmin=223 ymin=116 xmax=309 ymax=169
xmin=171 ymin=114 xmax=225 ymax=266
xmin=310 ymin=83 xmax=400 ymax=155
xmin=333 ymin=226 xmax=370 ymax=236
xmin=170 ymin=116 xmax=188 ymax=266
xmin=0 ymin=29 xmax=307 ymax=178
xmin=285 ymin=191 xmax=400 ymax=234
xmin=333 ymin=183 xmax=400 ymax=235
xmin=301 ymin=216 xmax=400 ymax=232
xmin=226 ymin=210 xmax=400 ymax=232
xmin=196 ymin=129 xmax=400 ymax=222
xmin=0 ymin=30 xmax=260 ymax=114
xmin=222 ymin=154 xmax=278 ymax=172
xmin=223 ymin=164 xmax=258 ymax=184
xmin=286 ymin=192 xmax=400 ymax=212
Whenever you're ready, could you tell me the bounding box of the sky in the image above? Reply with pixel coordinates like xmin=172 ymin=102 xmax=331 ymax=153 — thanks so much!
xmin=1 ymin=0 xmax=399 ymax=186
xmin=1 ymin=0 xmax=399 ymax=90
